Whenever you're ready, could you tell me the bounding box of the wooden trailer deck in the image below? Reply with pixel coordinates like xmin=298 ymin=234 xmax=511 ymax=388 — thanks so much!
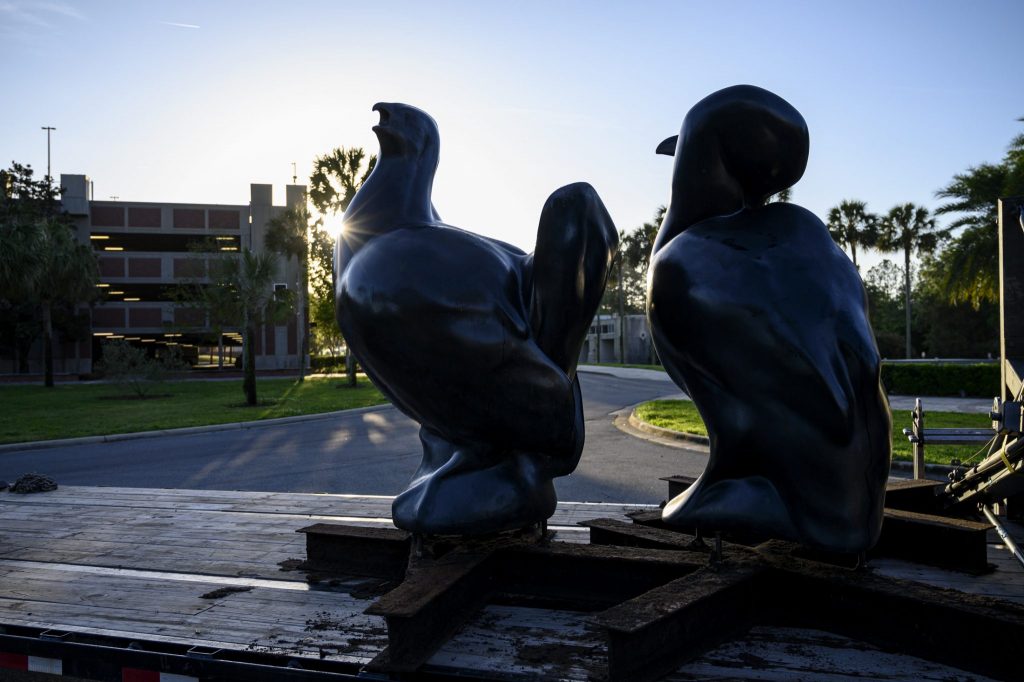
xmin=0 ymin=486 xmax=1021 ymax=680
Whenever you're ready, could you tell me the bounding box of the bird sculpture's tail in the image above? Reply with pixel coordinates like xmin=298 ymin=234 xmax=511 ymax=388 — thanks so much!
xmin=529 ymin=182 xmax=619 ymax=377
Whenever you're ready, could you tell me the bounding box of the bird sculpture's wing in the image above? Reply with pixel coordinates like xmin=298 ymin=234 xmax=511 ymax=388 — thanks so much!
xmin=337 ymin=225 xmax=582 ymax=463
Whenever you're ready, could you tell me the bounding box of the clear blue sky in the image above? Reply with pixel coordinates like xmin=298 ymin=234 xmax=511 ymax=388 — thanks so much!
xmin=3 ymin=0 xmax=1022 ymax=271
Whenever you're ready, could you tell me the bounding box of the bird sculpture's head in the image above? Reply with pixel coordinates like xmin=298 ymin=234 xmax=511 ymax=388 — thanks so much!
xmin=372 ymin=102 xmax=440 ymax=166
xmin=657 ymin=85 xmax=809 ymax=209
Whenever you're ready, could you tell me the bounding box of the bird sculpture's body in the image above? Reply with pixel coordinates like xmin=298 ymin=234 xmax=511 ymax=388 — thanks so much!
xmin=648 ymin=85 xmax=892 ymax=554
xmin=335 ymin=103 xmax=617 ymax=536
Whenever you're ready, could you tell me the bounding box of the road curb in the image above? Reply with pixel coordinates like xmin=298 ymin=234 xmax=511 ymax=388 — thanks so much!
xmin=627 ymin=410 xmax=710 ymax=447
xmin=626 ymin=410 xmax=955 ymax=477
xmin=0 ymin=403 xmax=393 ymax=454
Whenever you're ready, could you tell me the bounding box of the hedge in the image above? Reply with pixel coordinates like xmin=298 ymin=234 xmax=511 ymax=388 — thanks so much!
xmin=880 ymin=362 xmax=999 ymax=398
xmin=310 ymin=355 xmax=349 ymax=372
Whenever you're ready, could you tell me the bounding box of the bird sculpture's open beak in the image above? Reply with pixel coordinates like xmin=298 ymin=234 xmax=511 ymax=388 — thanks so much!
xmin=372 ymin=103 xmax=391 ymax=132
xmin=656 ymin=135 xmax=678 ymax=156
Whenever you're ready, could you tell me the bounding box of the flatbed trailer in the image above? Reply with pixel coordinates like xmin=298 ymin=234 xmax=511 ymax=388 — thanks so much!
xmin=0 ymin=486 xmax=1022 ymax=681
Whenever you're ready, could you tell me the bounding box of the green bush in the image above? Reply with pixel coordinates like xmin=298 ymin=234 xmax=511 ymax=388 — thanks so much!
xmin=97 ymin=341 xmax=190 ymax=397
xmin=310 ymin=355 xmax=348 ymax=373
xmin=880 ymin=362 xmax=999 ymax=398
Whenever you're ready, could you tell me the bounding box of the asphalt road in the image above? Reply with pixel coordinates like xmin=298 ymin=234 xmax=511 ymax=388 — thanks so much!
xmin=0 ymin=371 xmax=709 ymax=505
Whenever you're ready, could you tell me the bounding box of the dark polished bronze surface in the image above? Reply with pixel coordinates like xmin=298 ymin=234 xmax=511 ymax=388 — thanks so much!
xmin=649 ymin=85 xmax=892 ymax=553
xmin=335 ymin=103 xmax=618 ymax=535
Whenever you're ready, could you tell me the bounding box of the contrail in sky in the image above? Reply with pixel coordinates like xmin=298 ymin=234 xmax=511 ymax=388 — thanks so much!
xmin=160 ymin=21 xmax=200 ymax=29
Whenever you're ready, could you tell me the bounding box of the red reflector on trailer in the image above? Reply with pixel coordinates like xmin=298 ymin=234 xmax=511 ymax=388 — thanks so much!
xmin=0 ymin=652 xmax=29 ymax=669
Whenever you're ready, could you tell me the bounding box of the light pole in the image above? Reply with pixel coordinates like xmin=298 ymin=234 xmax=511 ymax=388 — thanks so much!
xmin=41 ymin=126 xmax=56 ymax=183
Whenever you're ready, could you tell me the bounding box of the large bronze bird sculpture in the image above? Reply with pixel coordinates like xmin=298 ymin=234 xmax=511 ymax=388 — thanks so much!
xmin=335 ymin=103 xmax=618 ymax=535
xmin=648 ymin=85 xmax=891 ymax=554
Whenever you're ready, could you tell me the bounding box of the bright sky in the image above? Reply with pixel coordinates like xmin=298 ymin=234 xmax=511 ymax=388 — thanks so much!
xmin=3 ymin=1 xmax=1022 ymax=272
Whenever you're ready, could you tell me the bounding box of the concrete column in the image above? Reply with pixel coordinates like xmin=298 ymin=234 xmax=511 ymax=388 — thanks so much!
xmin=249 ymin=184 xmax=273 ymax=252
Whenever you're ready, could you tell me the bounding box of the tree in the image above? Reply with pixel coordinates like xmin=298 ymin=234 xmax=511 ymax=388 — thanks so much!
xmin=308 ymin=147 xmax=376 ymax=386
xmin=98 ymin=340 xmax=189 ymax=398
xmin=0 ymin=162 xmax=98 ymax=386
xmin=915 ymin=254 xmax=998 ymax=358
xmin=934 ymin=117 xmax=1024 ymax=306
xmin=0 ymin=164 xmax=44 ymax=299
xmin=602 ymin=205 xmax=659 ymax=315
xmin=309 ymin=148 xmax=376 ymax=218
xmin=265 ymin=204 xmax=312 ymax=381
xmin=863 ymin=259 xmax=908 ymax=358
xmin=218 ymin=248 xmax=291 ymax=405
xmin=876 ymin=203 xmax=947 ymax=358
xmin=592 ymin=207 xmax=664 ymax=364
xmin=307 ymin=225 xmax=344 ymax=359
xmin=826 ymin=199 xmax=877 ymax=270
xmin=36 ymin=219 xmax=99 ymax=386
xmin=168 ymin=239 xmax=240 ymax=370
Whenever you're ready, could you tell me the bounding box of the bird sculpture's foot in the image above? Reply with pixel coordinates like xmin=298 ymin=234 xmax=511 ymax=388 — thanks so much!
xmin=392 ymin=429 xmax=558 ymax=536
xmin=663 ymin=474 xmax=799 ymax=545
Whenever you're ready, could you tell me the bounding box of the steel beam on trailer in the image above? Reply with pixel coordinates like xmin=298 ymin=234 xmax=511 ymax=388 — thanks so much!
xmin=298 ymin=523 xmax=411 ymax=580
xmin=653 ymin=475 xmax=995 ymax=572
xmin=294 ymin=516 xmax=1024 ymax=682
xmin=0 ymin=627 xmax=364 ymax=682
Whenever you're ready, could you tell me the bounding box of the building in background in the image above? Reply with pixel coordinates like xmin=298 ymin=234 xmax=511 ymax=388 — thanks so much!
xmin=579 ymin=314 xmax=656 ymax=366
xmin=1 ymin=176 xmax=306 ymax=376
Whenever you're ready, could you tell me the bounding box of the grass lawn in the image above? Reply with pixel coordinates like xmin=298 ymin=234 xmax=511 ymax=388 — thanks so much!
xmin=0 ymin=376 xmax=387 ymax=445
xmin=633 ymin=399 xmax=994 ymax=466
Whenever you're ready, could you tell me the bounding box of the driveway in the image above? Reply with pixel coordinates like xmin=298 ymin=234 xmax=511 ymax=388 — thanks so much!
xmin=0 ymin=370 xmax=707 ymax=505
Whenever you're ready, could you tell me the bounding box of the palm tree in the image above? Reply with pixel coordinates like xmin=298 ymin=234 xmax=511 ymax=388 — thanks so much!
xmin=35 ymin=219 xmax=99 ymax=386
xmin=221 ymin=249 xmax=284 ymax=405
xmin=265 ymin=205 xmax=311 ymax=381
xmin=826 ymin=199 xmax=877 ymax=270
xmin=1 ymin=163 xmax=97 ymax=386
xmin=1 ymin=164 xmax=46 ymax=326
xmin=876 ymin=204 xmax=948 ymax=358
xmin=934 ymin=117 xmax=1024 ymax=306
xmin=309 ymin=148 xmax=376 ymax=217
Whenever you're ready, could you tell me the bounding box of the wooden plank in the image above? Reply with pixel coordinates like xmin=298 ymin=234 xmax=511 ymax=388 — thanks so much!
xmin=0 ymin=487 xmax=652 ymax=526
xmin=0 ymin=562 xmax=389 ymax=665
xmin=1 ymin=485 xmax=1021 ymax=681
xmin=428 ymin=611 xmax=997 ymax=682
xmin=667 ymin=626 xmax=999 ymax=682
xmin=426 ymin=604 xmax=605 ymax=680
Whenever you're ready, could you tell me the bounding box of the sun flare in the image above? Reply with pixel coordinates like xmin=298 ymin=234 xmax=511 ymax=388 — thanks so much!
xmin=320 ymin=213 xmax=346 ymax=241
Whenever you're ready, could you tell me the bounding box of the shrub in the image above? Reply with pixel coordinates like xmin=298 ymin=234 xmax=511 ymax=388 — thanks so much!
xmin=310 ymin=355 xmax=348 ymax=373
xmin=97 ymin=341 xmax=189 ymax=398
xmin=880 ymin=362 xmax=999 ymax=398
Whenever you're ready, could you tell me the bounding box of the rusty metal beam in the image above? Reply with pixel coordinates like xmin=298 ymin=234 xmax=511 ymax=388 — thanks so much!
xmin=365 ymin=550 xmax=493 ymax=672
xmin=595 ymin=557 xmax=765 ymax=682
xmin=297 ymin=524 xmax=410 ymax=580
xmin=872 ymin=508 xmax=992 ymax=573
xmin=759 ymin=541 xmax=1024 ymax=681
